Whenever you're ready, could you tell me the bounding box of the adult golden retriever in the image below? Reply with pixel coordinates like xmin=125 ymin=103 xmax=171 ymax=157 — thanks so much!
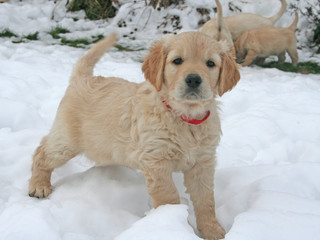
xmin=199 ymin=0 xmax=235 ymax=55
xmin=235 ymin=12 xmax=299 ymax=66
xmin=201 ymin=0 xmax=287 ymax=42
xmin=29 ymin=32 xmax=240 ymax=240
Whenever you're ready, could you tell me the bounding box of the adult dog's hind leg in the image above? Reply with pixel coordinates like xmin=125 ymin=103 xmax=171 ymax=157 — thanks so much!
xmin=287 ymin=47 xmax=298 ymax=67
xmin=278 ymin=52 xmax=286 ymax=64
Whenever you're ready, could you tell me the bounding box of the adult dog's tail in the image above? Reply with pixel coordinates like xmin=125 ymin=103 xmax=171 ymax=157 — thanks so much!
xmin=215 ymin=0 xmax=223 ymax=41
xmin=288 ymin=12 xmax=299 ymax=31
xmin=70 ymin=33 xmax=117 ymax=82
xmin=268 ymin=0 xmax=287 ymax=24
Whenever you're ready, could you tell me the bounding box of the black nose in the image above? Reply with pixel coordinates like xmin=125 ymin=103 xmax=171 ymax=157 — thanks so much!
xmin=185 ymin=74 xmax=202 ymax=89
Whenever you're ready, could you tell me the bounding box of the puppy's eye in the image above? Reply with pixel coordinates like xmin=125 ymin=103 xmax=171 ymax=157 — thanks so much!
xmin=206 ymin=60 xmax=215 ymax=68
xmin=173 ymin=58 xmax=183 ymax=65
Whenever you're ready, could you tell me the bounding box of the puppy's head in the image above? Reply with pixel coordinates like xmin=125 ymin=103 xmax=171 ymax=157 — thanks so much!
xmin=142 ymin=32 xmax=240 ymax=115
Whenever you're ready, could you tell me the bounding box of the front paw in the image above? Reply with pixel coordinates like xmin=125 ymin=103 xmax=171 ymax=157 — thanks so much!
xmin=29 ymin=178 xmax=53 ymax=198
xmin=200 ymin=218 xmax=226 ymax=240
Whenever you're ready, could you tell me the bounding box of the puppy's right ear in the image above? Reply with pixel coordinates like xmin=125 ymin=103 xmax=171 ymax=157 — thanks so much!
xmin=142 ymin=40 xmax=166 ymax=91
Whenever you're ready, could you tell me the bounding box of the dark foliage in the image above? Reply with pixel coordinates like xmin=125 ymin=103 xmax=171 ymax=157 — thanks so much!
xmin=258 ymin=61 xmax=320 ymax=74
xmin=68 ymin=0 xmax=117 ymax=20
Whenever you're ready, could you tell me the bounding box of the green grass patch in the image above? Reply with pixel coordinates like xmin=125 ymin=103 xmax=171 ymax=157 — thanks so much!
xmin=0 ymin=29 xmax=38 ymax=41
xmin=0 ymin=29 xmax=18 ymax=38
xmin=12 ymin=40 xmax=25 ymax=44
xmin=49 ymin=27 xmax=70 ymax=39
xmin=60 ymin=37 xmax=91 ymax=48
xmin=258 ymin=61 xmax=320 ymax=74
xmin=1 ymin=27 xmax=145 ymax=52
xmin=60 ymin=34 xmax=104 ymax=48
xmin=24 ymin=32 xmax=39 ymax=41
xmin=115 ymin=44 xmax=146 ymax=52
xmin=48 ymin=27 xmax=103 ymax=48
xmin=59 ymin=35 xmax=147 ymax=51
xmin=92 ymin=34 xmax=104 ymax=43
xmin=12 ymin=32 xmax=39 ymax=43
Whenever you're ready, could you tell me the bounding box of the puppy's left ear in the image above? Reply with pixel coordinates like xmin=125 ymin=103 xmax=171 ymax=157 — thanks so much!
xmin=217 ymin=52 xmax=240 ymax=96
xmin=142 ymin=40 xmax=166 ymax=91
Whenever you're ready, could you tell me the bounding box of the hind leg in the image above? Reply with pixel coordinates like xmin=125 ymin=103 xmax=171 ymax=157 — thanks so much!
xmin=287 ymin=46 xmax=298 ymax=67
xmin=29 ymin=129 xmax=79 ymax=198
xmin=278 ymin=52 xmax=286 ymax=64
xmin=254 ymin=57 xmax=266 ymax=65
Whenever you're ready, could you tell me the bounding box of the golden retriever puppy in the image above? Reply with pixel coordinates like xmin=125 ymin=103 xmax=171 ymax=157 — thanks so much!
xmin=235 ymin=12 xmax=298 ymax=67
xmin=28 ymin=32 xmax=240 ymax=240
xmin=201 ymin=0 xmax=287 ymax=42
xmin=199 ymin=0 xmax=235 ymax=55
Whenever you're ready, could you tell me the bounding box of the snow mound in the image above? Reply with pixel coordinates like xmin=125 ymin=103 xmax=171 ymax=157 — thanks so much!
xmin=115 ymin=205 xmax=201 ymax=240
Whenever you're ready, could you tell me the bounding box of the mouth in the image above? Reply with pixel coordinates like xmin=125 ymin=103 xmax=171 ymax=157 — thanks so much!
xmin=184 ymin=91 xmax=201 ymax=100
xmin=180 ymin=88 xmax=213 ymax=102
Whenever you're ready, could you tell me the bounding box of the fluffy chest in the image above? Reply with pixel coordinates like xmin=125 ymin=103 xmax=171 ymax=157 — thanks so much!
xmin=133 ymin=114 xmax=220 ymax=172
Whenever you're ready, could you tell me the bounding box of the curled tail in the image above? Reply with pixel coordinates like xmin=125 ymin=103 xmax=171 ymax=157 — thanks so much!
xmin=288 ymin=12 xmax=299 ymax=31
xmin=70 ymin=33 xmax=117 ymax=82
xmin=268 ymin=0 xmax=287 ymax=24
xmin=215 ymin=0 xmax=223 ymax=41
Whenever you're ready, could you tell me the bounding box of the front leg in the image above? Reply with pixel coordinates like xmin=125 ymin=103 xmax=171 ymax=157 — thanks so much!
xmin=184 ymin=160 xmax=225 ymax=240
xmin=142 ymin=161 xmax=180 ymax=208
xmin=241 ymin=49 xmax=257 ymax=66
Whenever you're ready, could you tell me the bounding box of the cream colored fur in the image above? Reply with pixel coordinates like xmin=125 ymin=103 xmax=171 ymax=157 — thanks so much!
xmin=199 ymin=0 xmax=235 ymax=55
xmin=201 ymin=0 xmax=287 ymax=42
xmin=28 ymin=32 xmax=240 ymax=240
xmin=235 ymin=12 xmax=299 ymax=67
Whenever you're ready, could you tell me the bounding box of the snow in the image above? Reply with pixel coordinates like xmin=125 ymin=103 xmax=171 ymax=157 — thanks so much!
xmin=1 ymin=0 xmax=320 ymax=240
xmin=115 ymin=205 xmax=201 ymax=240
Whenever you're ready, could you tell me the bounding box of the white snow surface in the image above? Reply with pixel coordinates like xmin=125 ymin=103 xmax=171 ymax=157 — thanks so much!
xmin=0 ymin=0 xmax=320 ymax=240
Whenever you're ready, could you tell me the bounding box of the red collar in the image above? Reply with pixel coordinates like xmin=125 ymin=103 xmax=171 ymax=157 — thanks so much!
xmin=162 ymin=100 xmax=211 ymax=125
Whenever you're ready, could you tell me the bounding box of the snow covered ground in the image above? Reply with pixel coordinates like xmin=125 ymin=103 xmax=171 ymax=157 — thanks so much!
xmin=1 ymin=0 xmax=320 ymax=240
